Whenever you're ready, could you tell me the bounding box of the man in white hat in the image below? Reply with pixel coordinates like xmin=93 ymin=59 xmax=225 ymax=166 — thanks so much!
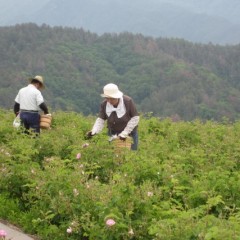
xmin=13 ymin=75 xmax=49 ymax=134
xmin=87 ymin=83 xmax=140 ymax=150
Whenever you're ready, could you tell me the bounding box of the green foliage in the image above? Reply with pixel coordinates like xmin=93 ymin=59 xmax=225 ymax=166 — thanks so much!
xmin=1 ymin=109 xmax=240 ymax=239
xmin=1 ymin=24 xmax=240 ymax=120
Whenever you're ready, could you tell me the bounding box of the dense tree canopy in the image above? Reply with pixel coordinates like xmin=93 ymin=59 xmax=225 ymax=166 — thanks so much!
xmin=0 ymin=23 xmax=240 ymax=121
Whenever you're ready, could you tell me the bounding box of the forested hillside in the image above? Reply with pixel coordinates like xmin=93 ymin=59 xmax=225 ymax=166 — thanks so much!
xmin=1 ymin=23 xmax=240 ymax=121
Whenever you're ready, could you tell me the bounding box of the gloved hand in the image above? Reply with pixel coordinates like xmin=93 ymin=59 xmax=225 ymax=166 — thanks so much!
xmin=119 ymin=136 xmax=126 ymax=141
xmin=86 ymin=131 xmax=95 ymax=139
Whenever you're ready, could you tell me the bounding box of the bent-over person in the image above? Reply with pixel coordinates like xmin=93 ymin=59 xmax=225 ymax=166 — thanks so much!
xmin=87 ymin=83 xmax=140 ymax=150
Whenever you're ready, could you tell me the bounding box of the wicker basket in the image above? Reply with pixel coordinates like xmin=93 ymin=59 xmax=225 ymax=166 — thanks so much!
xmin=40 ymin=114 xmax=52 ymax=129
xmin=113 ymin=137 xmax=132 ymax=153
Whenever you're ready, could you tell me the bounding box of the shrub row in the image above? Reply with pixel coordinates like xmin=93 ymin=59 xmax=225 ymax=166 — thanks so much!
xmin=1 ymin=109 xmax=240 ymax=239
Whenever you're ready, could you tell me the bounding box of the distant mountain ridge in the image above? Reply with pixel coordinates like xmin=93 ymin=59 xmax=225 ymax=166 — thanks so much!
xmin=0 ymin=0 xmax=240 ymax=44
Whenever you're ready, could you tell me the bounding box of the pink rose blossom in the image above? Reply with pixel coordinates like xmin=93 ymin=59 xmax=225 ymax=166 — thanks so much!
xmin=76 ymin=153 xmax=81 ymax=159
xmin=82 ymin=143 xmax=89 ymax=148
xmin=66 ymin=227 xmax=72 ymax=234
xmin=73 ymin=188 xmax=79 ymax=196
xmin=0 ymin=229 xmax=7 ymax=237
xmin=147 ymin=191 xmax=153 ymax=197
xmin=128 ymin=228 xmax=134 ymax=235
xmin=106 ymin=219 xmax=116 ymax=227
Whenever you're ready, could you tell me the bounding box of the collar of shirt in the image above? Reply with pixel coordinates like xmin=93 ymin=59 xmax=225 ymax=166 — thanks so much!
xmin=106 ymin=97 xmax=126 ymax=118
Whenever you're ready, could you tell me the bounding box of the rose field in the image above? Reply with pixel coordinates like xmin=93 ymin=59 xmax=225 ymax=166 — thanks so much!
xmin=0 ymin=109 xmax=240 ymax=240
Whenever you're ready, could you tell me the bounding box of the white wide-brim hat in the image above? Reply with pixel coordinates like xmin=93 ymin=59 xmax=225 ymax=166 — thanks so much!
xmin=101 ymin=83 xmax=123 ymax=98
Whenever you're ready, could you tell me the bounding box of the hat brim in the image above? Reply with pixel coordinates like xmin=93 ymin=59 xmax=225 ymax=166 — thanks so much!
xmin=101 ymin=91 xmax=123 ymax=98
xmin=28 ymin=78 xmax=45 ymax=89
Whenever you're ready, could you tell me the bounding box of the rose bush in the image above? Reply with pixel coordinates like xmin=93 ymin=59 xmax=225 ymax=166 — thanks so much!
xmin=1 ymin=109 xmax=240 ymax=239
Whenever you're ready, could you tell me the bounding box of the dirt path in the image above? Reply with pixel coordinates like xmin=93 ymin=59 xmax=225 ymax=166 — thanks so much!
xmin=0 ymin=220 xmax=38 ymax=240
